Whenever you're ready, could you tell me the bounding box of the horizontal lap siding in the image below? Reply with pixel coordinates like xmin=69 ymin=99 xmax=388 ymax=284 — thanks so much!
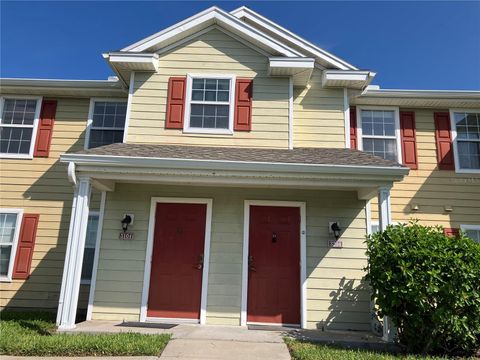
xmin=293 ymin=69 xmax=346 ymax=148
xmin=92 ymin=184 xmax=368 ymax=330
xmin=0 ymin=97 xmax=105 ymax=311
xmin=128 ymin=28 xmax=289 ymax=148
xmin=371 ymin=108 xmax=480 ymax=227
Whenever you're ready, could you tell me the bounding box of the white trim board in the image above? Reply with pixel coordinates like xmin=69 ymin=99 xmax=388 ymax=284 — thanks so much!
xmin=241 ymin=200 xmax=307 ymax=329
xmin=140 ymin=197 xmax=213 ymax=325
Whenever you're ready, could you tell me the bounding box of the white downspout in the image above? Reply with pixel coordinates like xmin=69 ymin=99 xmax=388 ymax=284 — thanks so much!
xmin=343 ymin=88 xmax=350 ymax=148
xmin=288 ymin=76 xmax=293 ymax=150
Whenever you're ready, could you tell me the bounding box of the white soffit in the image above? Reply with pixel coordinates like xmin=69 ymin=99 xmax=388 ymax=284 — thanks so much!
xmin=231 ymin=6 xmax=358 ymax=71
xmin=106 ymin=53 xmax=159 ymax=71
xmin=121 ymin=6 xmax=301 ymax=58
xmin=322 ymin=70 xmax=376 ymax=89
xmin=268 ymin=57 xmax=315 ymax=86
xmin=353 ymin=88 xmax=480 ymax=108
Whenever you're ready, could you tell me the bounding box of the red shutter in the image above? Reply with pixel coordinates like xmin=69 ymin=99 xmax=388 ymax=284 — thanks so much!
xmin=34 ymin=100 xmax=57 ymax=157
xmin=444 ymin=228 xmax=459 ymax=238
xmin=165 ymin=77 xmax=186 ymax=129
xmin=350 ymin=107 xmax=357 ymax=149
xmin=234 ymin=78 xmax=253 ymax=131
xmin=400 ymin=111 xmax=418 ymax=169
xmin=12 ymin=214 xmax=40 ymax=280
xmin=434 ymin=112 xmax=455 ymax=170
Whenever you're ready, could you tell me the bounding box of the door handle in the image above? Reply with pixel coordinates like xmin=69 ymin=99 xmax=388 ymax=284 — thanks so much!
xmin=248 ymin=255 xmax=256 ymax=272
xmin=196 ymin=254 xmax=204 ymax=270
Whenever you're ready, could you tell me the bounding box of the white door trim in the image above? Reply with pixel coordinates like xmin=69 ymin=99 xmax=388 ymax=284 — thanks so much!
xmin=241 ymin=200 xmax=307 ymax=329
xmin=140 ymin=197 xmax=213 ymax=325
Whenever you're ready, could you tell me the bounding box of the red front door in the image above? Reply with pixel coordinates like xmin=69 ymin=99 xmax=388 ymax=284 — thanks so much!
xmin=247 ymin=205 xmax=301 ymax=325
xmin=147 ymin=202 xmax=206 ymax=319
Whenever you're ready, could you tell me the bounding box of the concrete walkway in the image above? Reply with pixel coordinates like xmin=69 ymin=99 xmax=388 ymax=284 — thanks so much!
xmin=65 ymin=321 xmax=290 ymax=359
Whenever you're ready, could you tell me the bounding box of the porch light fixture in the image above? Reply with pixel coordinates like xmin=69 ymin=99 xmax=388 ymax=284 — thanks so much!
xmin=121 ymin=214 xmax=132 ymax=232
xmin=330 ymin=222 xmax=342 ymax=240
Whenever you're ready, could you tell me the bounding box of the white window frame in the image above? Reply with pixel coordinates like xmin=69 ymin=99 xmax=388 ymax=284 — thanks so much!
xmin=449 ymin=109 xmax=480 ymax=174
xmin=0 ymin=96 xmax=42 ymax=159
xmin=460 ymin=224 xmax=480 ymax=242
xmin=85 ymin=98 xmax=128 ymax=150
xmin=357 ymin=106 xmax=402 ymax=164
xmin=80 ymin=211 xmax=100 ymax=285
xmin=183 ymin=73 xmax=236 ymax=135
xmin=0 ymin=208 xmax=23 ymax=282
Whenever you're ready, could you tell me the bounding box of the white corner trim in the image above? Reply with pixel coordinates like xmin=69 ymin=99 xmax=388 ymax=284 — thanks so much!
xmin=288 ymin=77 xmax=293 ymax=149
xmin=344 ymin=88 xmax=350 ymax=148
xmin=0 ymin=208 xmax=23 ymax=282
xmin=356 ymin=106 xmax=402 ymax=164
xmin=240 ymin=200 xmax=307 ymax=328
xmin=0 ymin=96 xmax=42 ymax=159
xmin=123 ymin=72 xmax=135 ymax=143
xmin=140 ymin=197 xmax=213 ymax=324
xmin=449 ymin=109 xmax=480 ymax=174
xmin=86 ymin=192 xmax=106 ymax=321
xmin=84 ymin=97 xmax=128 ymax=150
xmin=183 ymin=74 xmax=236 ymax=135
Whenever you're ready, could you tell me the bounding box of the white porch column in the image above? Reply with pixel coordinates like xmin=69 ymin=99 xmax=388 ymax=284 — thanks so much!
xmin=377 ymin=186 xmax=393 ymax=342
xmin=56 ymin=177 xmax=91 ymax=329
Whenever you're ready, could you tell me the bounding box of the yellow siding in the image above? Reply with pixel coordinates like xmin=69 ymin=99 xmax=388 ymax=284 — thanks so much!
xmin=293 ymin=69 xmax=346 ymax=148
xmin=128 ymin=28 xmax=290 ymax=148
xmin=371 ymin=108 xmax=480 ymax=228
xmin=92 ymin=184 xmax=369 ymax=331
xmin=0 ymin=96 xmax=105 ymax=310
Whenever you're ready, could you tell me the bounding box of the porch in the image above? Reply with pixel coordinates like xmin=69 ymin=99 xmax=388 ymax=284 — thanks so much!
xmin=56 ymin=144 xmax=408 ymax=337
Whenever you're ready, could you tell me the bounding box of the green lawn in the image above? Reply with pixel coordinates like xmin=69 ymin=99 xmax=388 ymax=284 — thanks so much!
xmin=0 ymin=312 xmax=171 ymax=356
xmin=284 ymin=338 xmax=469 ymax=360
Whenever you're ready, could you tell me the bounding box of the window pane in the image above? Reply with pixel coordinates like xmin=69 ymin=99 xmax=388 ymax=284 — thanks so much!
xmin=81 ymin=214 xmax=99 ymax=282
xmin=363 ymin=138 xmax=397 ymax=161
xmin=0 ymin=245 xmax=12 ymax=276
xmin=189 ymin=104 xmax=229 ymax=129
xmin=458 ymin=141 xmax=480 ymax=169
xmin=0 ymin=127 xmax=33 ymax=154
xmin=192 ymin=79 xmax=204 ymax=89
xmin=217 ymin=79 xmax=229 ymax=90
xmin=192 ymin=90 xmax=204 ymax=101
xmin=89 ymin=129 xmax=124 ymax=149
xmin=465 ymin=230 xmax=480 ymax=243
xmin=81 ymin=248 xmax=95 ymax=281
xmin=0 ymin=213 xmax=17 ymax=244
xmin=217 ymin=91 xmax=229 ymax=102
xmin=1 ymin=99 xmax=37 ymax=125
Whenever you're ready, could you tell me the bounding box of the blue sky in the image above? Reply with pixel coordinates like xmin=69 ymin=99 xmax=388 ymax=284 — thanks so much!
xmin=1 ymin=1 xmax=479 ymax=90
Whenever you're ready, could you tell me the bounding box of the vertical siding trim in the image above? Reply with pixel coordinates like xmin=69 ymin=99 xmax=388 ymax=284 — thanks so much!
xmin=86 ymin=191 xmax=106 ymax=321
xmin=241 ymin=200 xmax=307 ymax=328
xmin=122 ymin=72 xmax=135 ymax=143
xmin=288 ymin=77 xmax=293 ymax=149
xmin=343 ymin=88 xmax=350 ymax=148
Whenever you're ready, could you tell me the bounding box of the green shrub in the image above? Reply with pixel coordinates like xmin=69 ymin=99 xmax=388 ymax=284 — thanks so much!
xmin=365 ymin=221 xmax=480 ymax=356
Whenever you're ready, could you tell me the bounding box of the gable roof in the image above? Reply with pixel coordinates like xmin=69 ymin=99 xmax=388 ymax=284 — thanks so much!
xmin=121 ymin=6 xmax=359 ymax=71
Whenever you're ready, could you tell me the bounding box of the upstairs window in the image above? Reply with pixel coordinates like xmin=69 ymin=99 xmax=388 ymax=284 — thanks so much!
xmin=452 ymin=111 xmax=480 ymax=171
xmin=358 ymin=108 xmax=401 ymax=162
xmin=86 ymin=100 xmax=127 ymax=149
xmin=0 ymin=98 xmax=41 ymax=158
xmin=184 ymin=75 xmax=235 ymax=134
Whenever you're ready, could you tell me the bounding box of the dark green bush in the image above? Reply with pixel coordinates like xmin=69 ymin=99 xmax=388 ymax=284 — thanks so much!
xmin=365 ymin=221 xmax=480 ymax=356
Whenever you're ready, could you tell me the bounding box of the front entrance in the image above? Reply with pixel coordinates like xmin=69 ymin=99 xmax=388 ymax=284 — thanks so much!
xmin=247 ymin=205 xmax=301 ymax=325
xmin=146 ymin=202 xmax=207 ymax=320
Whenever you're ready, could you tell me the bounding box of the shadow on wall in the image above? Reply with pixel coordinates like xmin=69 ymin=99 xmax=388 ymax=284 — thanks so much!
xmin=3 ymin=135 xmax=90 ymax=321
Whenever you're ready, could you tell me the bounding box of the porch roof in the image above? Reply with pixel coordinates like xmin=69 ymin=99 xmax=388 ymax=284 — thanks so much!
xmin=70 ymin=143 xmax=403 ymax=168
xmin=61 ymin=144 xmax=408 ymax=198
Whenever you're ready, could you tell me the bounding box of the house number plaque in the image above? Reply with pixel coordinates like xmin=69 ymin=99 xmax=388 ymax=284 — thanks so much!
xmin=119 ymin=232 xmax=134 ymax=240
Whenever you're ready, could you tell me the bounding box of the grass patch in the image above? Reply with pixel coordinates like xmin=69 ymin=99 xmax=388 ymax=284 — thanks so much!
xmin=284 ymin=338 xmax=473 ymax=360
xmin=0 ymin=311 xmax=171 ymax=356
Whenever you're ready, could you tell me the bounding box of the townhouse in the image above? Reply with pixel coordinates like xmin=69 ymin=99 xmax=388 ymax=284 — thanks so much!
xmin=1 ymin=6 xmax=479 ymax=335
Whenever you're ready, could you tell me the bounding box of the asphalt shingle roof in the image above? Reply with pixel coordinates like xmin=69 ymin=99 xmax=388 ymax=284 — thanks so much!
xmin=74 ymin=143 xmax=404 ymax=168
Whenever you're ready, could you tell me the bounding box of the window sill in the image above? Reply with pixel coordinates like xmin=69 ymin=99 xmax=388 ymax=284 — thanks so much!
xmin=455 ymin=168 xmax=480 ymax=174
xmin=0 ymin=277 xmax=12 ymax=283
xmin=183 ymin=128 xmax=234 ymax=136
xmin=0 ymin=154 xmax=33 ymax=160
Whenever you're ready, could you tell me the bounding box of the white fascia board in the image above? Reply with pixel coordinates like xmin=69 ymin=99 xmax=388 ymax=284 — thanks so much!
xmin=323 ymin=70 xmax=372 ymax=81
xmin=122 ymin=7 xmax=301 ymax=57
xmin=0 ymin=78 xmax=122 ymax=89
xmin=60 ymin=153 xmax=408 ymax=178
xmin=362 ymin=88 xmax=480 ymax=99
xmin=269 ymin=57 xmax=315 ymax=69
xmin=231 ymin=6 xmax=358 ymax=71
xmin=106 ymin=53 xmax=159 ymax=71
